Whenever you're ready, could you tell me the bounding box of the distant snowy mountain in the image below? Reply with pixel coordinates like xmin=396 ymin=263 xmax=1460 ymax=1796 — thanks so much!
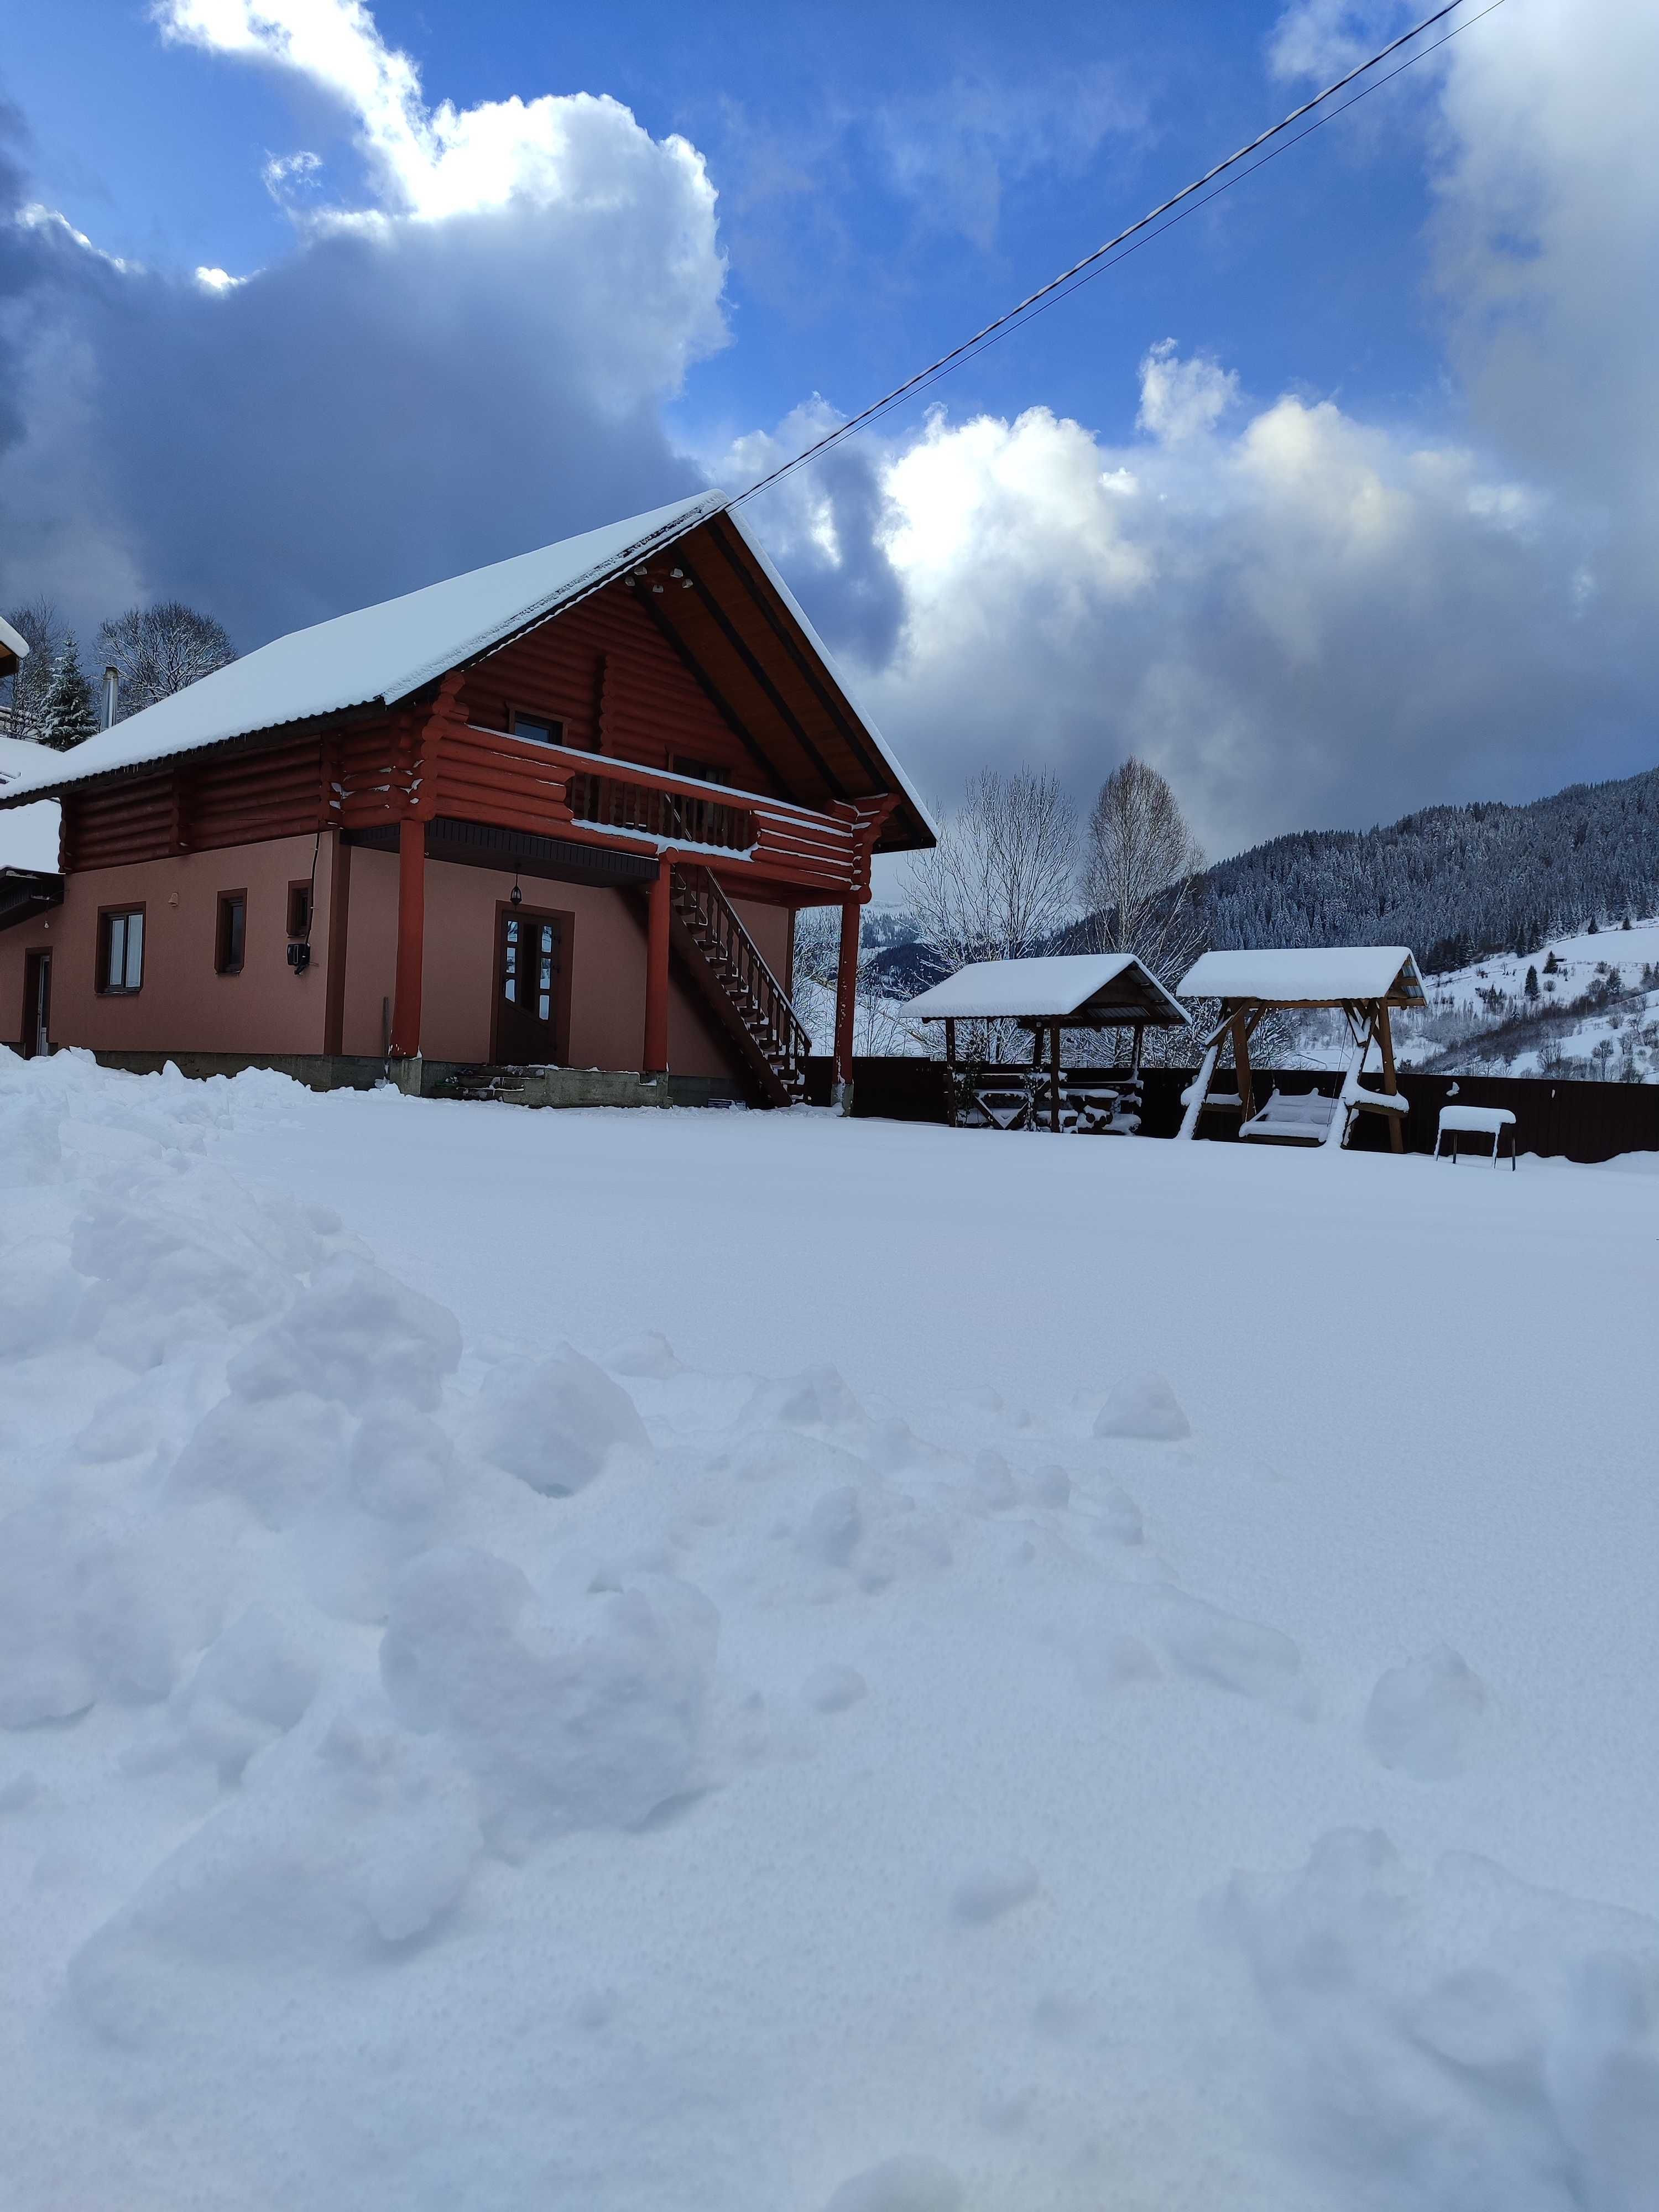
xmin=1202 ymin=764 xmax=1659 ymax=974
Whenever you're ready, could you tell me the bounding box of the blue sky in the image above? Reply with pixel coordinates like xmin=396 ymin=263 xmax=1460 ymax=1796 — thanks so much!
xmin=2 ymin=1 xmax=1655 ymax=858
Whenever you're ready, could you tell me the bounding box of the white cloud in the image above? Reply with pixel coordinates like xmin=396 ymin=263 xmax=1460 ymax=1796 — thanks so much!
xmin=155 ymin=0 xmax=719 ymax=241
xmin=2 ymin=0 xmax=727 ymax=645
xmin=753 ymin=342 xmax=1608 ymax=859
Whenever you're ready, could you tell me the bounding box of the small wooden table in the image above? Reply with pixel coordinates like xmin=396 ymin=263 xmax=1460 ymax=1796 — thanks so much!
xmin=1434 ymin=1103 xmax=1516 ymax=1168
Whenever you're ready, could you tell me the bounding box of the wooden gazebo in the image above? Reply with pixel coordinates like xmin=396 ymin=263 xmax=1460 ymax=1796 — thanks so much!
xmin=903 ymin=953 xmax=1189 ymax=1132
xmin=1174 ymin=947 xmax=1426 ymax=1150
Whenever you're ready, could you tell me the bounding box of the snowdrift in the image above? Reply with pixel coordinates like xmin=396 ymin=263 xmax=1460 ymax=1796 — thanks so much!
xmin=3 ymin=1049 xmax=1658 ymax=2211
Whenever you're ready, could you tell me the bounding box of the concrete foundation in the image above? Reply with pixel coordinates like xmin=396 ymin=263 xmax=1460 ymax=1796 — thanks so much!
xmin=85 ymin=1048 xmax=750 ymax=1110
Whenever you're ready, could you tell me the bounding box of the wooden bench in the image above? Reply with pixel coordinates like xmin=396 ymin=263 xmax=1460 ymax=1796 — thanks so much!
xmin=1434 ymin=1103 xmax=1516 ymax=1168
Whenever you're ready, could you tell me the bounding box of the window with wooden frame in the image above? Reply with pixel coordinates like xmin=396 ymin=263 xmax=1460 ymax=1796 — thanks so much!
xmin=671 ymin=754 xmax=728 ymax=786
xmin=215 ymin=891 xmax=247 ymax=975
xmin=509 ymin=709 xmax=565 ymax=747
xmin=286 ymin=881 xmax=312 ymax=939
xmin=97 ymin=906 xmax=145 ymax=994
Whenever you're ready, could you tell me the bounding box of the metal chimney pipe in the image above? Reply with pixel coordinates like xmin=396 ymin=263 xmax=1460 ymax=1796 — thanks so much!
xmin=101 ymin=665 xmax=118 ymax=731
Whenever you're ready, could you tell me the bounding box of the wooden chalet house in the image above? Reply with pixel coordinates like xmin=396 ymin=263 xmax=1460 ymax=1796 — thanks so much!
xmin=0 ymin=495 xmax=933 ymax=1104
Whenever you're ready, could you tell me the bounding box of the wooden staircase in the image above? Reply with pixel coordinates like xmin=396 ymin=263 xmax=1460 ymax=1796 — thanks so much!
xmin=668 ymin=864 xmax=811 ymax=1107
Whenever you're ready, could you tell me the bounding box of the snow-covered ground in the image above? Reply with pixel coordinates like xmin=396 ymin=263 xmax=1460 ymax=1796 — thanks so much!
xmin=4 ymin=1051 xmax=1659 ymax=2211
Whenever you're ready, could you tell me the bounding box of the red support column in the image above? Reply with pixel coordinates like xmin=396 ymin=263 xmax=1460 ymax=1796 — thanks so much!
xmin=833 ymin=895 xmax=861 ymax=1099
xmin=389 ymin=816 xmax=426 ymax=1060
xmin=644 ymin=857 xmax=672 ymax=1074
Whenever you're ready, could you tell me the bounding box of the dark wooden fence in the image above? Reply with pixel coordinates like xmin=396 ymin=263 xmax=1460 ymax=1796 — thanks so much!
xmin=802 ymin=1057 xmax=1659 ymax=1164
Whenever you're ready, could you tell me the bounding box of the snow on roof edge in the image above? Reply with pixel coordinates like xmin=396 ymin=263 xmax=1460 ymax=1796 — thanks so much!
xmin=723 ymin=509 xmax=940 ymax=847
xmin=0 ymin=493 xmax=726 ymax=808
xmin=1179 ymin=946 xmax=1425 ymax=1002
xmin=903 ymin=952 xmax=1188 ymax=1021
xmin=0 ymin=613 xmax=29 ymax=662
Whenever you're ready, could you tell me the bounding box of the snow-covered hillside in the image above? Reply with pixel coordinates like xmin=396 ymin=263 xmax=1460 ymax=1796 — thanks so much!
xmin=1399 ymin=920 xmax=1659 ymax=1081
xmin=3 ymin=1052 xmax=1658 ymax=2211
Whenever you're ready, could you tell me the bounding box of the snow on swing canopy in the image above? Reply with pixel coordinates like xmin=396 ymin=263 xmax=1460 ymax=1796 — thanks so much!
xmin=902 ymin=952 xmax=1190 ymax=1026
xmin=1178 ymin=946 xmax=1427 ymax=1008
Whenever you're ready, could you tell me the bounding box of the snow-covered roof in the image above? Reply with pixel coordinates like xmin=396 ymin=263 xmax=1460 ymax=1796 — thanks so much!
xmin=0 ymin=613 xmax=28 ymax=666
xmin=903 ymin=953 xmax=1189 ymax=1024
xmin=0 ymin=736 xmax=61 ymax=872
xmin=1179 ymin=947 xmax=1426 ymax=1005
xmin=0 ymin=494 xmax=726 ymax=804
xmin=0 ymin=493 xmax=937 ymax=843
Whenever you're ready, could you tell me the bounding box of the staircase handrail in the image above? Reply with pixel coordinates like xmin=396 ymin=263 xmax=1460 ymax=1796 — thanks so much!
xmin=675 ymin=864 xmax=811 ymax=1077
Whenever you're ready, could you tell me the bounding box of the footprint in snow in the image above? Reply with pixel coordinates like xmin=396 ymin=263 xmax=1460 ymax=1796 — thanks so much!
xmin=951 ymin=1856 xmax=1039 ymax=1926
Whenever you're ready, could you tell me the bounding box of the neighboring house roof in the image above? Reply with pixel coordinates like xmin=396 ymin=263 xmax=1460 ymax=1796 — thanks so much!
xmin=0 ymin=612 xmax=28 ymax=676
xmin=1179 ymin=947 xmax=1426 ymax=1006
xmin=903 ymin=952 xmax=1190 ymax=1025
xmin=0 ymin=494 xmax=937 ymax=842
xmin=0 ymin=735 xmax=62 ymax=875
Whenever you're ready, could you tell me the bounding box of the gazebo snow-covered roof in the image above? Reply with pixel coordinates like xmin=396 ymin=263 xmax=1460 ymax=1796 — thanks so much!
xmin=1178 ymin=947 xmax=1426 ymax=1008
xmin=903 ymin=952 xmax=1188 ymax=1027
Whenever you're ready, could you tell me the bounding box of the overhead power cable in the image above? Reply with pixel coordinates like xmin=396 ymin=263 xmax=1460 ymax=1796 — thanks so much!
xmin=728 ymin=0 xmax=1504 ymax=508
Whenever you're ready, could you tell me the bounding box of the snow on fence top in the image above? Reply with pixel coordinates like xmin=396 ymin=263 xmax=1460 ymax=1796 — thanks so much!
xmin=1178 ymin=947 xmax=1426 ymax=1006
xmin=904 ymin=952 xmax=1189 ymax=1025
xmin=0 ymin=493 xmax=727 ymax=804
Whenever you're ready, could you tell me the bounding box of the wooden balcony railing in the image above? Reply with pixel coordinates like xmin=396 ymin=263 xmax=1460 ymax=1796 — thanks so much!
xmin=568 ymin=770 xmax=755 ymax=854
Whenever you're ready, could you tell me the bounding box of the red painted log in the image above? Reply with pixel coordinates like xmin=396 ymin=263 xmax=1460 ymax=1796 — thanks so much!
xmin=389 ymin=816 xmax=425 ymax=1058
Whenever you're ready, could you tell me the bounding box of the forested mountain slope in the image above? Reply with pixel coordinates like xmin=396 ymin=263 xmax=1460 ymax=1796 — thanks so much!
xmin=1201 ymin=764 xmax=1659 ymax=974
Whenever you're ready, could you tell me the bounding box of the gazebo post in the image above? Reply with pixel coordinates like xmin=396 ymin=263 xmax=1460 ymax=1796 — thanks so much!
xmin=1130 ymin=1022 xmax=1144 ymax=1078
xmin=1231 ymin=1004 xmax=1255 ymax=1123
xmin=944 ymin=1017 xmax=956 ymax=1066
xmin=1376 ymin=1001 xmax=1403 ymax=1151
xmin=1050 ymin=1022 xmax=1061 ymax=1133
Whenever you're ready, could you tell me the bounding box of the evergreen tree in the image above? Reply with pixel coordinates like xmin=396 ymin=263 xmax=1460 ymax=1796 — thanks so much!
xmin=1588 ymin=917 xmax=1599 ymax=935
xmin=1525 ymin=964 xmax=1540 ymax=999
xmin=1544 ymin=950 xmax=1559 ymax=974
xmin=39 ymin=633 xmax=99 ymax=752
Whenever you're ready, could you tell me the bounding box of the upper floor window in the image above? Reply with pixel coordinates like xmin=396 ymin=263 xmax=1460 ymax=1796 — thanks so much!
xmin=510 ymin=711 xmax=564 ymax=747
xmin=215 ymin=892 xmax=247 ymax=976
xmin=98 ymin=907 xmax=144 ymax=994
xmin=672 ymin=755 xmax=727 ymax=786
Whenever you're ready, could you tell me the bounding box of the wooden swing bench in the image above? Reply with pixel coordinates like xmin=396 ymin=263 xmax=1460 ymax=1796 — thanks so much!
xmin=1174 ymin=948 xmax=1427 ymax=1153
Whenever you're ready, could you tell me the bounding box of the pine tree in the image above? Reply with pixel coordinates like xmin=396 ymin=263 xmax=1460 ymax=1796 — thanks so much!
xmin=1544 ymin=950 xmax=1559 ymax=974
xmin=39 ymin=633 xmax=98 ymax=752
xmin=1588 ymin=917 xmax=1599 ymax=935
xmin=1525 ymin=964 xmax=1540 ymax=999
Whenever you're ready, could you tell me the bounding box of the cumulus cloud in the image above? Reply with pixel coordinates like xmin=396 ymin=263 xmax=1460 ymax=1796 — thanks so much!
xmin=841 ymin=357 xmax=1611 ymax=859
xmin=0 ymin=0 xmax=725 ymax=641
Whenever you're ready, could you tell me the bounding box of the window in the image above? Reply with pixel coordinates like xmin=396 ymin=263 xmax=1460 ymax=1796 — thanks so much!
xmin=98 ymin=907 xmax=144 ymax=994
xmin=510 ymin=711 xmax=564 ymax=747
xmin=286 ymin=883 xmax=312 ymax=938
xmin=215 ymin=892 xmax=247 ymax=975
xmin=672 ymin=754 xmax=726 ymax=786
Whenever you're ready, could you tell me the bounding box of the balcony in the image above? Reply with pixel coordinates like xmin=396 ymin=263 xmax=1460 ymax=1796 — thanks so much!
xmin=567 ymin=768 xmax=755 ymax=855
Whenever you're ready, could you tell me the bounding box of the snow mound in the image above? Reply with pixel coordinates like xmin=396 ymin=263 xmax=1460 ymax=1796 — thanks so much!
xmin=1226 ymin=1828 xmax=1659 ymax=2210
xmin=1093 ymin=1374 xmax=1192 ymax=1441
xmin=1365 ymin=1645 xmax=1490 ymax=1780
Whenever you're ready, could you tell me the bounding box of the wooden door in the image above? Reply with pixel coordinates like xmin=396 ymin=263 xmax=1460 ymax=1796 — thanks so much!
xmin=493 ymin=906 xmax=565 ymax=1066
xmin=22 ymin=950 xmax=50 ymax=1058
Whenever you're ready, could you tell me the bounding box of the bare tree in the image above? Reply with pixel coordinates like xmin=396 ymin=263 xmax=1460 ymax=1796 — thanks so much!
xmin=790 ymin=908 xmax=927 ymax=1056
xmin=1078 ymin=758 xmax=1214 ymax=1068
xmin=1081 ymin=758 xmax=1207 ymax=977
xmin=97 ymin=601 xmax=236 ymax=718
xmin=1 ymin=599 xmax=66 ymax=739
xmin=909 ymin=768 xmax=1078 ymax=1059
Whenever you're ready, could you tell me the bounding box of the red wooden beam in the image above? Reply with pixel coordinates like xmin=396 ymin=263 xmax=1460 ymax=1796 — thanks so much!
xmin=833 ymin=895 xmax=860 ymax=1094
xmin=389 ymin=816 xmax=425 ymax=1059
xmin=644 ymin=855 xmax=672 ymax=1074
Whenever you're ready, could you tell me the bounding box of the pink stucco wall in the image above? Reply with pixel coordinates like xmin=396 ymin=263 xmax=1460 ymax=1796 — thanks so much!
xmin=3 ymin=832 xmax=796 ymax=1084
xmin=1 ymin=832 xmax=332 ymax=1055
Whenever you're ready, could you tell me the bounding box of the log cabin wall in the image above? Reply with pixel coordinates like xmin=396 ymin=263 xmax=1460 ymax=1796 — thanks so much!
xmin=460 ymin=583 xmax=761 ymax=789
